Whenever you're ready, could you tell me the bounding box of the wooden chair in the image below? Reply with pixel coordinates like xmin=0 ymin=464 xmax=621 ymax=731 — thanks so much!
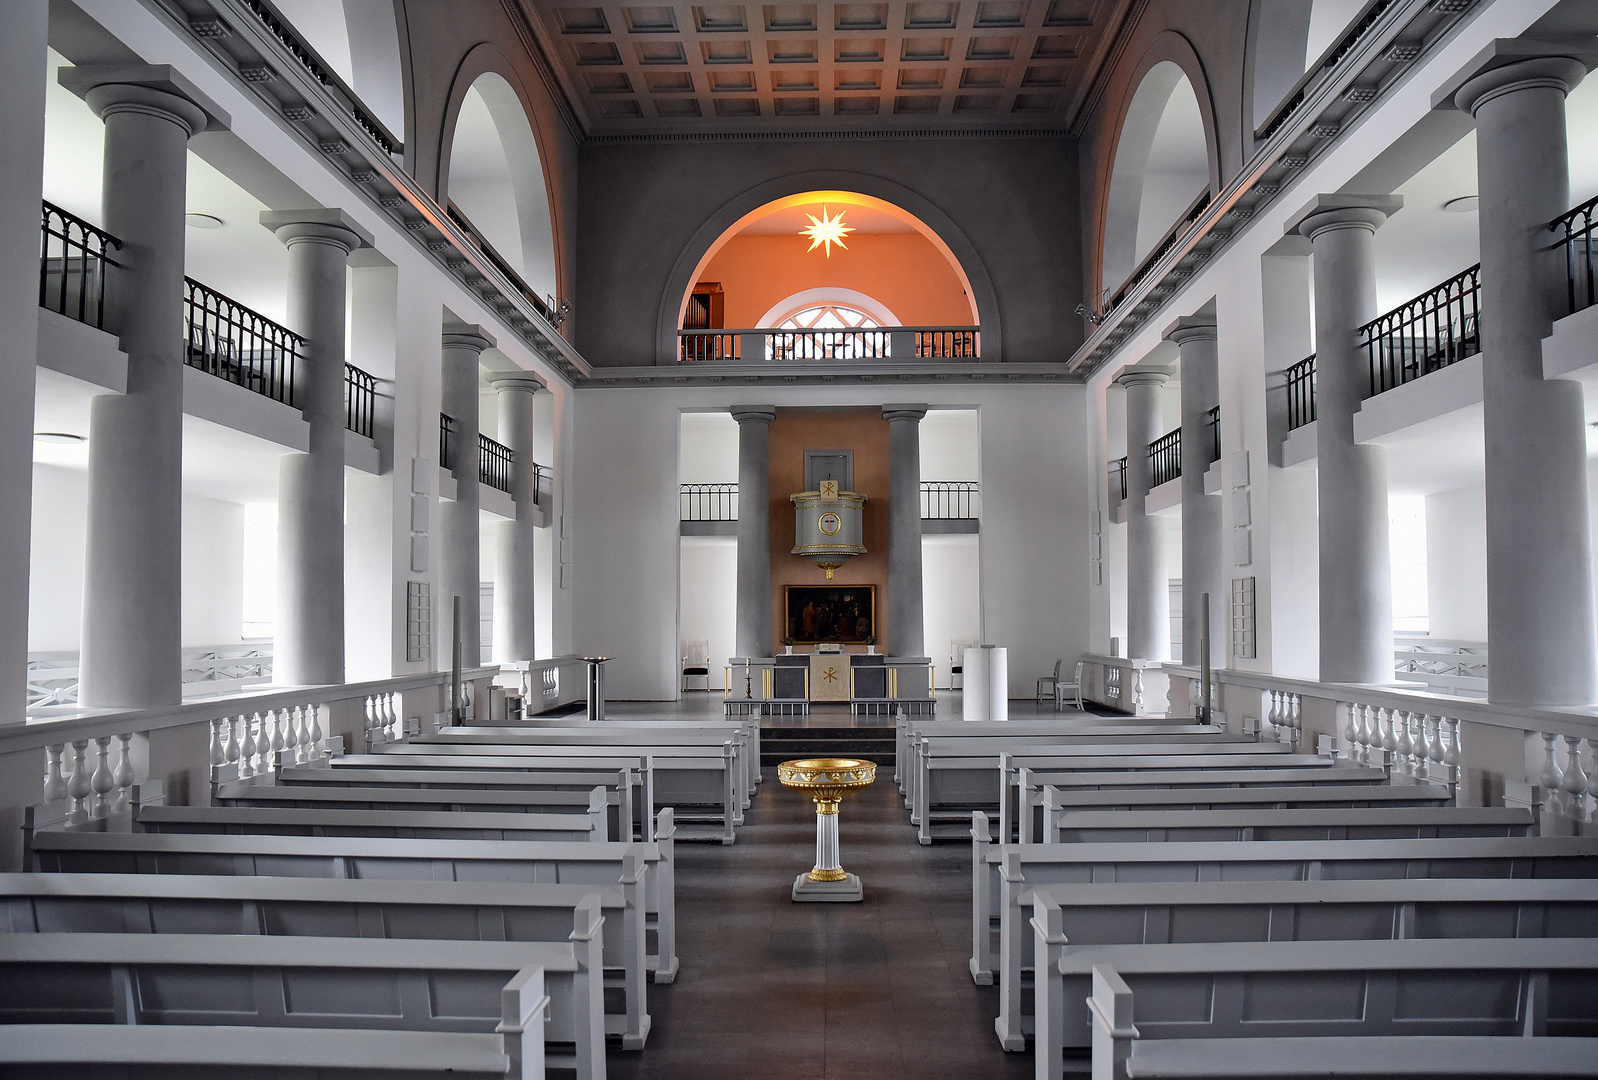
xmin=1055 ymin=660 xmax=1084 ymax=711
xmin=1035 ymin=659 xmax=1063 ymax=707
xmin=680 ymin=639 xmax=710 ymax=692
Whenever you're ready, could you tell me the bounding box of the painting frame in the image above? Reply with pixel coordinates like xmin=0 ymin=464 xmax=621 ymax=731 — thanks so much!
xmin=784 ymin=584 xmax=877 ymax=645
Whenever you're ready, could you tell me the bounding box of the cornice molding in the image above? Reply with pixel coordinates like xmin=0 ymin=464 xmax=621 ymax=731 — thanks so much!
xmin=498 ymin=0 xmax=588 ymax=143
xmin=1066 ymin=0 xmax=1151 ymax=135
xmin=585 ymin=126 xmax=1074 ymax=146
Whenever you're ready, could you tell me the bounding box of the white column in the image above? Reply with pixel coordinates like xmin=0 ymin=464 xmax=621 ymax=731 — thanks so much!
xmin=733 ymin=406 xmax=776 ymax=659
xmin=491 ymin=373 xmax=545 ymax=663
xmin=262 ymin=210 xmax=370 ymax=686
xmin=1117 ymin=364 xmax=1171 ymax=661
xmin=0 ymin=3 xmax=47 ymax=723
xmin=1290 ymin=194 xmax=1402 ymax=684
xmin=1166 ymin=316 xmax=1224 ymax=667
xmin=1444 ymin=44 xmax=1598 ymax=705
xmin=883 ymin=404 xmax=928 ymax=658
xmin=440 ymin=324 xmax=493 ymax=668
xmin=60 ymin=66 xmax=227 ymax=708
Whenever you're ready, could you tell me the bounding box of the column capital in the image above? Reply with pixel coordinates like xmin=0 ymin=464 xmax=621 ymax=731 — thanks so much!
xmin=59 ymin=64 xmax=229 ymax=135
xmin=489 ymin=372 xmax=546 ymax=394
xmin=1434 ymin=38 xmax=1598 ymax=116
xmin=1286 ymin=194 xmax=1403 ymax=242
xmin=1162 ymin=315 xmax=1217 ymax=346
xmin=443 ymin=323 xmax=495 ymax=354
xmin=261 ymin=208 xmax=373 ymax=254
xmin=730 ymin=405 xmax=777 ymax=425
xmin=882 ymin=403 xmax=928 ymax=423
xmin=1115 ymin=362 xmax=1171 ymax=389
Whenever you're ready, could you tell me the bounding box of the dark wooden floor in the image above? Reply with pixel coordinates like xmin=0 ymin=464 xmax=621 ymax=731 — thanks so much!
xmin=609 ymin=766 xmax=1038 ymax=1080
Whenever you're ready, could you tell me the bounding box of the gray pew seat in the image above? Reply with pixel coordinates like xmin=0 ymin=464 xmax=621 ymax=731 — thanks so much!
xmin=0 ymin=870 xmax=651 ymax=1049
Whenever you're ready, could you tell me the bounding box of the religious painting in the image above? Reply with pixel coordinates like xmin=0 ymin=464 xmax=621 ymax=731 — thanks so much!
xmin=785 ymin=585 xmax=877 ymax=644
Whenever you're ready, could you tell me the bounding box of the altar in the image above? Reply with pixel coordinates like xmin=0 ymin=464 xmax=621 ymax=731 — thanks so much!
xmin=725 ymin=650 xmax=935 ymax=716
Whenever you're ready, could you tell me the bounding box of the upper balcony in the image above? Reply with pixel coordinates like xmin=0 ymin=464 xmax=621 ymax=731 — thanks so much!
xmin=679 ymin=481 xmax=979 ymax=536
xmin=678 ymin=327 xmax=979 ymax=365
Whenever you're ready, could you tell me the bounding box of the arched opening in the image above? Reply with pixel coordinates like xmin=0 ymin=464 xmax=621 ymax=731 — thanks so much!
xmin=1102 ymin=62 xmax=1210 ymax=297
xmin=446 ymin=73 xmax=558 ymax=302
xmin=1247 ymin=0 xmax=1373 ymax=137
xmin=677 ymin=190 xmax=977 ymax=333
xmin=270 ymin=0 xmax=405 ymax=145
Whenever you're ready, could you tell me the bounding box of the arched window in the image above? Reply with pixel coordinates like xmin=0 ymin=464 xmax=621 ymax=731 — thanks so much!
xmin=775 ymin=304 xmax=880 ymax=331
xmin=769 ymin=304 xmax=887 ymax=360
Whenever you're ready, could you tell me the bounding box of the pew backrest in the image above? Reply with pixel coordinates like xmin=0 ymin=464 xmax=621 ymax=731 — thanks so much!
xmin=134 ymin=803 xmax=605 ymax=843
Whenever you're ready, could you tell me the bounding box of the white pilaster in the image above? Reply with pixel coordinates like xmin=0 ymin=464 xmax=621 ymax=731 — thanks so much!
xmin=491 ymin=373 xmax=546 ymax=663
xmin=440 ymin=324 xmax=494 ymax=668
xmin=1166 ymin=316 xmax=1223 ymax=667
xmin=1117 ymin=364 xmax=1171 ymax=661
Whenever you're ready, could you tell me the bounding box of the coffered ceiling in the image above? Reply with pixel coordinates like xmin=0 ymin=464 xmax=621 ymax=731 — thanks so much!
xmin=516 ymin=0 xmax=1130 ymax=137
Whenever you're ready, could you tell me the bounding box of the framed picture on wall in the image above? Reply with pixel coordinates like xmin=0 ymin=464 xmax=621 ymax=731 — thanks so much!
xmin=784 ymin=585 xmax=876 ymax=644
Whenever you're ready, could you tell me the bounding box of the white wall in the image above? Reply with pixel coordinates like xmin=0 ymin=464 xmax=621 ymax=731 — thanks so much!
xmin=920 ymin=409 xmax=979 ymax=482
xmin=924 ymin=533 xmax=980 ymax=685
xmin=570 ymin=383 xmax=1094 ymax=699
xmin=28 ymin=463 xmax=245 ymax=652
xmin=1426 ymin=484 xmax=1487 ymax=642
xmin=679 ymin=536 xmax=737 ymax=688
xmin=679 ymin=411 xmax=739 ymax=484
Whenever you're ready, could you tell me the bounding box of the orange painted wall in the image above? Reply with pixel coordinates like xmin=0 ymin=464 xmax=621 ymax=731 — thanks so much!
xmin=700 ymin=233 xmax=974 ymax=328
xmin=767 ymin=409 xmax=891 ymax=652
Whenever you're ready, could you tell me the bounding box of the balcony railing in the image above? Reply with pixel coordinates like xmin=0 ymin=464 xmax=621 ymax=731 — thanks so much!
xmin=678 ymin=327 xmax=980 ymax=363
xmin=479 ymin=433 xmax=513 ymax=493
xmin=184 ymin=278 xmax=301 ymax=406
xmin=1286 ymin=354 xmax=1317 ymax=431
xmin=681 ymin=483 xmax=738 ymax=521
xmin=40 ymin=201 xmax=120 ymax=330
xmin=1206 ymin=405 xmax=1221 ymax=465
xmin=439 ymin=413 xmax=456 ymax=471
xmin=1149 ymin=428 xmax=1181 ymax=489
xmin=1361 ymin=263 xmax=1481 ymax=398
xmin=1106 ymin=188 xmax=1212 ymax=313
xmin=1553 ymin=194 xmax=1598 ymax=316
xmin=921 ymin=481 xmax=979 ymax=519
xmin=1109 ymin=457 xmax=1127 ymax=501
xmin=446 ymin=203 xmax=560 ymax=326
xmin=343 ymin=363 xmax=376 ymax=438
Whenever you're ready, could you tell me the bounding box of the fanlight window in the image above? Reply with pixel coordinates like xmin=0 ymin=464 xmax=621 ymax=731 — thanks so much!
xmin=771 ymin=304 xmax=886 ymax=360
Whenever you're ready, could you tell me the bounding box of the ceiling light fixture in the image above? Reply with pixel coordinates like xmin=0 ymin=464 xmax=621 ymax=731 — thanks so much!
xmin=800 ymin=206 xmax=853 ymax=257
xmin=1442 ymin=195 xmax=1478 ymax=213
xmin=185 ymin=213 xmax=225 ymax=229
xmin=33 ymin=432 xmax=85 ymax=444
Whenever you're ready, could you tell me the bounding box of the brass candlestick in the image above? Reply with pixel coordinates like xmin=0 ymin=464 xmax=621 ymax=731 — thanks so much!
xmin=777 ymin=757 xmax=876 ymax=901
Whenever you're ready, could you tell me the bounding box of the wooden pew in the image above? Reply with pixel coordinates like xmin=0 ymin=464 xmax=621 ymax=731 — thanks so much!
xmin=0 ymin=1023 xmax=526 ymax=1079
xmin=0 ymin=870 xmax=651 ymax=1049
xmin=912 ymin=738 xmax=1299 ymax=843
xmin=1024 ymin=876 xmax=1598 ymax=1073
xmin=134 ymin=803 xmax=606 ymax=843
xmin=0 ymin=926 xmax=604 ymax=1080
xmin=1076 ymin=941 xmax=1598 ymax=1080
xmin=1046 ymin=805 xmax=1534 ymax=843
xmin=215 ymin=781 xmax=626 ymax=836
xmin=27 ymin=820 xmax=682 ymax=985
xmin=319 ymin=750 xmax=741 ymax=845
xmin=968 ymin=823 xmax=1597 ymax=995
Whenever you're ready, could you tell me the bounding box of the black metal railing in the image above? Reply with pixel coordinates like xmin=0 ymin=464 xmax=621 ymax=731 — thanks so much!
xmin=1360 ymin=263 xmax=1481 ymax=398
xmin=479 ymin=434 xmax=513 ymax=493
xmin=681 ymin=483 xmax=738 ymax=521
xmin=680 ymin=332 xmax=740 ymax=363
xmin=1553 ymin=194 xmax=1598 ymax=316
xmin=40 ymin=201 xmax=121 ymax=330
xmin=1149 ymin=428 xmax=1181 ymax=489
xmin=533 ymin=462 xmax=550 ymax=504
xmin=915 ymin=329 xmax=980 ymax=358
xmin=344 ymin=363 xmax=376 ymax=438
xmin=1286 ymin=354 xmax=1317 ymax=431
xmin=768 ymin=329 xmax=889 ymax=361
xmin=184 ymin=278 xmax=302 ymax=405
xmin=921 ymin=481 xmax=979 ymax=519
xmin=1109 ymin=456 xmax=1128 ymax=501
xmin=439 ymin=413 xmax=456 ymax=471
xmin=1206 ymin=405 xmax=1221 ymax=466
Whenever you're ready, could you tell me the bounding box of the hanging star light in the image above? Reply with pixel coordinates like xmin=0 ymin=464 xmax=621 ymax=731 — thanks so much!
xmin=800 ymin=205 xmax=853 ymax=257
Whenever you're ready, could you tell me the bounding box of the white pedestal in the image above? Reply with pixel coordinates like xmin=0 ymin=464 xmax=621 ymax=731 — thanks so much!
xmin=792 ymin=872 xmax=863 ymax=902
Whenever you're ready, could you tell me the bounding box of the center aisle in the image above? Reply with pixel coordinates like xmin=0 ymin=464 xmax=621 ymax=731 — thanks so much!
xmin=610 ymin=764 xmax=1036 ymax=1080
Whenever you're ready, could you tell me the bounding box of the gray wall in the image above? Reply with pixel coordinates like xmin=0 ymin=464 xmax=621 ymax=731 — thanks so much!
xmin=574 ymin=136 xmax=1082 ymax=366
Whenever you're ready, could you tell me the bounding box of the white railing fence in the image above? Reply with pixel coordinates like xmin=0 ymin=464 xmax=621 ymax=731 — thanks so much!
xmin=27 ymin=644 xmax=275 ymax=713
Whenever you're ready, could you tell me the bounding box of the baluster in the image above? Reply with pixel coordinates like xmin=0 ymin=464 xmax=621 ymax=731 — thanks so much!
xmin=269 ymin=709 xmax=286 ymax=771
xmin=219 ymin=715 xmax=237 ymax=770
xmin=237 ymin=715 xmax=255 ymax=779
xmin=1289 ymin=694 xmax=1303 ymax=748
xmin=209 ymin=718 xmax=226 ymax=769
xmin=1263 ymin=690 xmax=1278 ymax=741
xmin=1379 ymin=708 xmax=1399 ymax=768
xmin=1394 ymin=711 xmax=1414 ymax=776
xmin=1442 ymin=718 xmax=1462 ymax=793
xmin=1588 ymin=738 xmax=1598 ymax=821
xmin=1349 ymin=704 xmax=1368 ymax=763
xmin=252 ymin=713 xmax=270 ymax=776
xmin=1429 ymin=715 xmax=1448 ymax=778
xmin=1540 ymin=733 xmax=1565 ymax=814
xmin=363 ymin=696 xmax=377 ymax=751
xmin=282 ymin=703 xmax=300 ymax=762
xmin=1413 ymin=716 xmax=1433 ymax=780
xmin=1562 ymin=735 xmax=1588 ymax=821
xmin=1341 ymin=703 xmax=1359 ymax=762
xmin=43 ymin=744 xmax=69 ymax=804
xmin=66 ymin=740 xmax=92 ymax=824
xmin=113 ymin=733 xmax=136 ymax=810
xmin=306 ymin=704 xmax=323 ymax=758
xmin=88 ymin=736 xmax=115 ymax=817
xmin=385 ymin=693 xmax=400 ymax=741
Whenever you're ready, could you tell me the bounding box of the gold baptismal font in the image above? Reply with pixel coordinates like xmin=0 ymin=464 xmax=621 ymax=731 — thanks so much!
xmin=777 ymin=757 xmax=877 ymax=901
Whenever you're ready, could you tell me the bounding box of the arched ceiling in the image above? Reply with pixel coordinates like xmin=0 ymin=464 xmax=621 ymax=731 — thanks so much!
xmin=519 ymin=0 xmax=1128 ymax=134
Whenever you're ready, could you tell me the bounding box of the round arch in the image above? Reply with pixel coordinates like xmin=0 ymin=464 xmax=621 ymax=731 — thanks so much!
xmin=270 ymin=0 xmax=405 ymax=145
xmin=437 ymin=44 xmax=563 ymax=302
xmin=756 ymin=288 xmax=902 ymax=328
xmin=656 ymin=171 xmax=1001 ymax=363
xmin=1094 ymin=32 xmax=1221 ymax=302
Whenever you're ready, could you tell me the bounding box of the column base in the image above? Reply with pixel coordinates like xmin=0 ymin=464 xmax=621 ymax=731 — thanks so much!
xmin=792 ymin=872 xmax=863 ymax=902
